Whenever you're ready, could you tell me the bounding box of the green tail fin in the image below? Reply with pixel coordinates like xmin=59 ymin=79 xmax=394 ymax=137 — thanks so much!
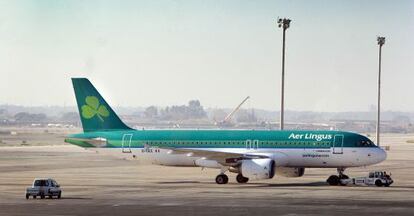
xmin=71 ymin=78 xmax=131 ymax=132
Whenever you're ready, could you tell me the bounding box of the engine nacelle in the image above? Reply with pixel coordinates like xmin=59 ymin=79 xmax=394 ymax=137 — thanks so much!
xmin=241 ymin=159 xmax=276 ymax=180
xmin=276 ymin=167 xmax=305 ymax=177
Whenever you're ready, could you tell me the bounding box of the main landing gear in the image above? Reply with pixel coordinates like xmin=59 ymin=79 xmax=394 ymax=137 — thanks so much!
xmin=236 ymin=174 xmax=249 ymax=183
xmin=215 ymin=174 xmax=229 ymax=184
xmin=215 ymin=173 xmax=249 ymax=184
xmin=215 ymin=166 xmax=249 ymax=184
xmin=327 ymin=168 xmax=349 ymax=186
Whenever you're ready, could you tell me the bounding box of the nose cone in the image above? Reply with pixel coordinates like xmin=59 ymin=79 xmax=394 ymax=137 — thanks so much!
xmin=373 ymin=147 xmax=387 ymax=164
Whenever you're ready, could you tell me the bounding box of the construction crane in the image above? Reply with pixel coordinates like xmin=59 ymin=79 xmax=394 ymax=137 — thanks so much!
xmin=216 ymin=96 xmax=250 ymax=127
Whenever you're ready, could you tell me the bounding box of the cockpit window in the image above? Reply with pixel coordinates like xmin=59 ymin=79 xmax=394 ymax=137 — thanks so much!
xmin=358 ymin=140 xmax=374 ymax=147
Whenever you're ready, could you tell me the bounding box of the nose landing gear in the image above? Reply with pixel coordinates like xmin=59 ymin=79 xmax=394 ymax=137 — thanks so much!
xmin=327 ymin=168 xmax=349 ymax=186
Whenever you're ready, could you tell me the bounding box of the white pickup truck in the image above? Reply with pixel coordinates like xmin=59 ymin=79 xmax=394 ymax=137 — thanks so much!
xmin=340 ymin=171 xmax=394 ymax=187
xmin=25 ymin=178 xmax=62 ymax=199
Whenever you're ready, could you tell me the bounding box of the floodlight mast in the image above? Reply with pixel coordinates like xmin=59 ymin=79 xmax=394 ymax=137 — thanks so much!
xmin=376 ymin=36 xmax=385 ymax=147
xmin=277 ymin=18 xmax=291 ymax=130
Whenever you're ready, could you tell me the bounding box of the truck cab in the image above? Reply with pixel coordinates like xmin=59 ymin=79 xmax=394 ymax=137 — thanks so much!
xmin=26 ymin=178 xmax=62 ymax=199
xmin=367 ymin=171 xmax=393 ymax=186
xmin=340 ymin=171 xmax=394 ymax=187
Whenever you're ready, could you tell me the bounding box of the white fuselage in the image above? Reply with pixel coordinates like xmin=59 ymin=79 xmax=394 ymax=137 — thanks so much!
xmin=97 ymin=146 xmax=386 ymax=168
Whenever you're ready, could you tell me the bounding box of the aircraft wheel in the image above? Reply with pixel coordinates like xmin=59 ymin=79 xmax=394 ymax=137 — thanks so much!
xmin=236 ymin=174 xmax=249 ymax=183
xmin=215 ymin=174 xmax=229 ymax=184
xmin=340 ymin=174 xmax=349 ymax=179
xmin=327 ymin=175 xmax=340 ymax=186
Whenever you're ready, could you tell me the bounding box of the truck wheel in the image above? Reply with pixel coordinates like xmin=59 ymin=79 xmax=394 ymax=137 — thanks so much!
xmin=33 ymin=196 xmax=36 ymax=199
xmin=57 ymin=192 xmax=61 ymax=199
xmin=375 ymin=180 xmax=383 ymax=187
xmin=26 ymin=194 xmax=29 ymax=199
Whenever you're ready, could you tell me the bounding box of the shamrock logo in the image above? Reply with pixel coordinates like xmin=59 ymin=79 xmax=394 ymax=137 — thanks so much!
xmin=81 ymin=96 xmax=109 ymax=122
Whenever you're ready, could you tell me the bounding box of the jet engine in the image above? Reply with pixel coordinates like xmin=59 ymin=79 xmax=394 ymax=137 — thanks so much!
xmin=241 ymin=159 xmax=276 ymax=180
xmin=276 ymin=167 xmax=305 ymax=177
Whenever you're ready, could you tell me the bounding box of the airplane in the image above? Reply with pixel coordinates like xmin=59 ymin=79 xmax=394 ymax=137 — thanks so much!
xmin=65 ymin=78 xmax=387 ymax=185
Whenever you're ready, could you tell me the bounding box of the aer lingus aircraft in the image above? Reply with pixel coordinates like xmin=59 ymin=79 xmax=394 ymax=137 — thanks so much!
xmin=65 ymin=78 xmax=387 ymax=185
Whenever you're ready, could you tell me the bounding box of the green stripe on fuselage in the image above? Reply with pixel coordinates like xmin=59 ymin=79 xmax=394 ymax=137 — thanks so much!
xmin=66 ymin=130 xmax=376 ymax=149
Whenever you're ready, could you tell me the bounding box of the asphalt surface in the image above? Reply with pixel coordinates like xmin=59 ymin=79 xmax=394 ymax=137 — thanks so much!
xmin=0 ymin=134 xmax=413 ymax=216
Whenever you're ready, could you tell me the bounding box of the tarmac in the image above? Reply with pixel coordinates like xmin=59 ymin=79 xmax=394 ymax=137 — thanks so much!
xmin=0 ymin=133 xmax=413 ymax=216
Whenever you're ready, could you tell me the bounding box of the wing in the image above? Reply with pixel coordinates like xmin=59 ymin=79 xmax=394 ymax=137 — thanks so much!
xmin=161 ymin=147 xmax=269 ymax=165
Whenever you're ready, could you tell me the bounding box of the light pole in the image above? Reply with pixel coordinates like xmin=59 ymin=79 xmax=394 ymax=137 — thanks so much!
xmin=376 ymin=36 xmax=385 ymax=146
xmin=277 ymin=18 xmax=291 ymax=130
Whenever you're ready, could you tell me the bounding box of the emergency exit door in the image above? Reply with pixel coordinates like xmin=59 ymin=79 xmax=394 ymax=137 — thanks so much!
xmin=333 ymin=135 xmax=344 ymax=154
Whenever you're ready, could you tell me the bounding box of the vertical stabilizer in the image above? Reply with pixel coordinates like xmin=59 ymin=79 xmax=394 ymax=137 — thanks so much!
xmin=71 ymin=78 xmax=131 ymax=132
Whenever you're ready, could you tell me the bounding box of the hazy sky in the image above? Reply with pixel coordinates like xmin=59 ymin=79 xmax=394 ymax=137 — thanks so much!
xmin=0 ymin=0 xmax=413 ymax=112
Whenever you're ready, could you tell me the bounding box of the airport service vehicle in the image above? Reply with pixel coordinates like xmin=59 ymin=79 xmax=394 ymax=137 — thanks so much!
xmin=26 ymin=178 xmax=62 ymax=199
xmin=65 ymin=78 xmax=387 ymax=185
xmin=338 ymin=171 xmax=393 ymax=187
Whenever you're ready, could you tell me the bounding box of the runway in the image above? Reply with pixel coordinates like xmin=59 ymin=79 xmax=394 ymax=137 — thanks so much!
xmin=0 ymin=134 xmax=413 ymax=215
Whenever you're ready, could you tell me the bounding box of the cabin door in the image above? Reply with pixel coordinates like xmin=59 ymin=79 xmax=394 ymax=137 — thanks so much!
xmin=122 ymin=134 xmax=133 ymax=153
xmin=245 ymin=140 xmax=259 ymax=150
xmin=245 ymin=140 xmax=252 ymax=150
xmin=252 ymin=140 xmax=259 ymax=150
xmin=333 ymin=135 xmax=344 ymax=154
